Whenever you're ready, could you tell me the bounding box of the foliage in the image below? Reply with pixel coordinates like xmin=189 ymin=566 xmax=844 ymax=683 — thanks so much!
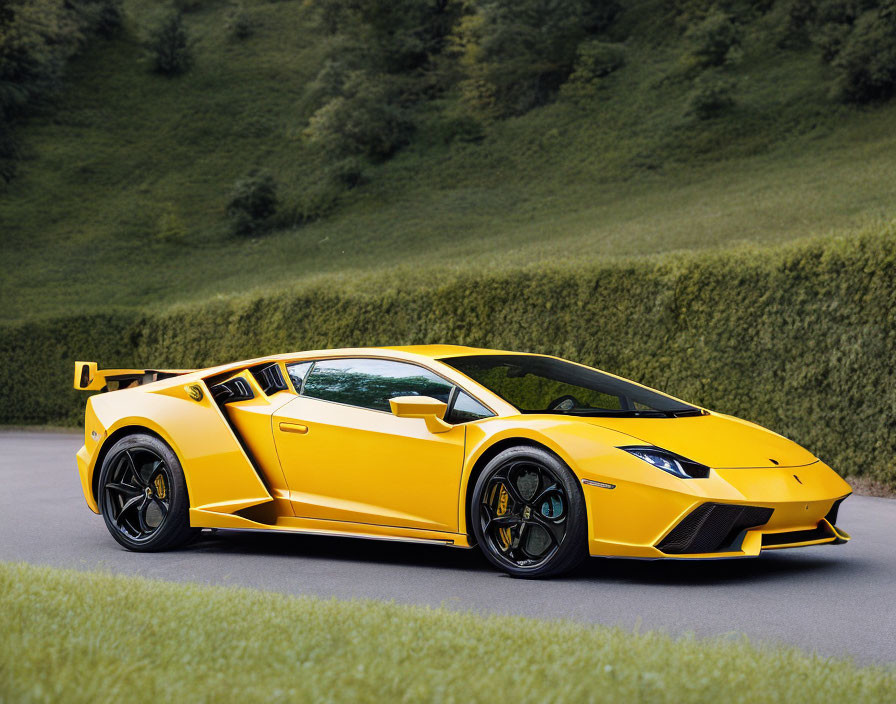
xmin=791 ymin=0 xmax=896 ymax=102
xmin=562 ymin=39 xmax=626 ymax=100
xmin=2 ymin=229 xmax=895 ymax=489
xmin=452 ymin=0 xmax=620 ymax=117
xmin=303 ymin=0 xmax=460 ymax=164
xmin=686 ymin=70 xmax=737 ymax=118
xmin=682 ymin=7 xmax=742 ymax=69
xmin=227 ymin=170 xmax=278 ymax=236
xmin=0 ymin=0 xmax=123 ymax=181
xmin=829 ymin=5 xmax=896 ymax=102
xmin=305 ymin=73 xmax=414 ymax=161
xmin=225 ymin=1 xmax=253 ymax=40
xmin=147 ymin=10 xmax=193 ymax=76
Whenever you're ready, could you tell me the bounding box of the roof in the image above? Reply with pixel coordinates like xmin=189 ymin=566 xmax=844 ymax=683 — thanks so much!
xmin=378 ymin=344 xmax=521 ymax=359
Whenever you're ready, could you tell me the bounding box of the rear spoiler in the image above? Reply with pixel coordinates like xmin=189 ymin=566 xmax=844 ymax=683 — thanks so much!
xmin=73 ymin=361 xmax=193 ymax=392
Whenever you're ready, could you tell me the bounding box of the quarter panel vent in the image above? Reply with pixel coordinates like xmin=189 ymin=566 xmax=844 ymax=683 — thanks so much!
xmin=251 ymin=363 xmax=288 ymax=396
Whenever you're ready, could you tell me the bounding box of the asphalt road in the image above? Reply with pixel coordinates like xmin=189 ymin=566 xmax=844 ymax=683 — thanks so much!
xmin=2 ymin=431 xmax=894 ymax=664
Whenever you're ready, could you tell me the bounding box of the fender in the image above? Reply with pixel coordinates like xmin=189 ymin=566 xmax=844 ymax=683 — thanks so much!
xmin=82 ymin=382 xmax=273 ymax=519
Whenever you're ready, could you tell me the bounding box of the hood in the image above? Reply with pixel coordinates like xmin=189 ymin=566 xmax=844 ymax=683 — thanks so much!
xmin=583 ymin=412 xmax=817 ymax=469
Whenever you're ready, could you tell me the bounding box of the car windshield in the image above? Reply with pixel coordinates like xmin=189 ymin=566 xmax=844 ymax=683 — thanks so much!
xmin=441 ymin=355 xmax=701 ymax=417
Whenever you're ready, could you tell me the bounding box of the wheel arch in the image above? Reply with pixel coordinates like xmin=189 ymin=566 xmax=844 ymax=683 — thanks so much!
xmin=91 ymin=425 xmax=174 ymax=511
xmin=461 ymin=437 xmax=571 ymax=543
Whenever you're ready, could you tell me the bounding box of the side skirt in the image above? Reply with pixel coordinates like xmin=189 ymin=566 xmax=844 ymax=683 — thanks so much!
xmin=189 ymin=508 xmax=473 ymax=548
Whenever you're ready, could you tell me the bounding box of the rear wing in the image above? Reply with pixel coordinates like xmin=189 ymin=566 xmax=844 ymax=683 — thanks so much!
xmin=73 ymin=361 xmax=194 ymax=392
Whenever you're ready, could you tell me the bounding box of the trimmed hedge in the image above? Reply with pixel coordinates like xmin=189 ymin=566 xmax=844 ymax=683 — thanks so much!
xmin=2 ymin=227 xmax=895 ymax=487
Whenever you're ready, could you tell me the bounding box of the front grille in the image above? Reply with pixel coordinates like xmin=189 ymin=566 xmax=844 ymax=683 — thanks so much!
xmin=657 ymin=503 xmax=774 ymax=554
xmin=762 ymin=525 xmax=831 ymax=547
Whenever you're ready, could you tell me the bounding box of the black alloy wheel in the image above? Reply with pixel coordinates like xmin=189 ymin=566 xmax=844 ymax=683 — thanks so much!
xmin=471 ymin=446 xmax=587 ymax=578
xmin=98 ymin=433 xmax=198 ymax=551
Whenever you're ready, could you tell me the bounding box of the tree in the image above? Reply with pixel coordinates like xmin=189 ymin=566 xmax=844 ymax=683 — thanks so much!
xmin=147 ymin=10 xmax=193 ymax=76
xmin=452 ymin=0 xmax=620 ymax=117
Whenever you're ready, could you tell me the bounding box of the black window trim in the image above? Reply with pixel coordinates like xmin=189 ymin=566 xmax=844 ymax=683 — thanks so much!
xmin=282 ymin=355 xmax=498 ymax=424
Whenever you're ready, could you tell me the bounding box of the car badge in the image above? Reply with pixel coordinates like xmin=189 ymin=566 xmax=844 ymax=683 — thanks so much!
xmin=523 ymin=506 xmax=531 ymax=519
xmin=186 ymin=384 xmax=203 ymax=402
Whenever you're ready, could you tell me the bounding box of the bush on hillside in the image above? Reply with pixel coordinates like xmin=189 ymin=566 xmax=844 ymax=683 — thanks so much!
xmin=74 ymin=0 xmax=124 ymax=38
xmin=453 ymin=0 xmax=620 ymax=117
xmin=147 ymin=11 xmax=193 ymax=76
xmin=682 ymin=8 xmax=742 ymax=69
xmin=562 ymin=40 xmax=626 ymax=100
xmin=226 ymin=2 xmax=253 ymax=40
xmin=227 ymin=170 xmax=278 ymax=236
xmin=830 ymin=7 xmax=896 ymax=102
xmin=305 ymin=73 xmax=414 ymax=161
xmin=686 ymin=70 xmax=737 ymax=118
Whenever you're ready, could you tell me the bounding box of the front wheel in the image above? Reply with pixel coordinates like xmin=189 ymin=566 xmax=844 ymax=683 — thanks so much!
xmin=98 ymin=433 xmax=198 ymax=551
xmin=471 ymin=446 xmax=587 ymax=578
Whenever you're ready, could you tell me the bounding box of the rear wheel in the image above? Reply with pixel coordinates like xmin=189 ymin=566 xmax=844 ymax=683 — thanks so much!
xmin=98 ymin=433 xmax=198 ymax=551
xmin=471 ymin=446 xmax=587 ymax=578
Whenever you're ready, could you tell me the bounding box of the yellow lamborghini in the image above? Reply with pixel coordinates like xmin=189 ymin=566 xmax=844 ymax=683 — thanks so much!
xmin=74 ymin=345 xmax=851 ymax=578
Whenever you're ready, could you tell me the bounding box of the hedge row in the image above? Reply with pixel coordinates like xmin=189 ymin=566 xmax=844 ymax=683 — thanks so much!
xmin=3 ymin=226 xmax=895 ymax=486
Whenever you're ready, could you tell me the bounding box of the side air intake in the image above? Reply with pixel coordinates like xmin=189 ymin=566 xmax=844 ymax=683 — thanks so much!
xmin=250 ymin=363 xmax=288 ymax=395
xmin=210 ymin=377 xmax=254 ymax=404
xmin=657 ymin=503 xmax=773 ymax=554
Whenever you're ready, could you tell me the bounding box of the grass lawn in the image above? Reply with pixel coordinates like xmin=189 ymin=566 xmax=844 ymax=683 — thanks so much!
xmin=1 ymin=562 xmax=893 ymax=703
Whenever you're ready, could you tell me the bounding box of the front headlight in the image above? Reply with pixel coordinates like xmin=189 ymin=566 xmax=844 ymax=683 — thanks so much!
xmin=619 ymin=445 xmax=710 ymax=479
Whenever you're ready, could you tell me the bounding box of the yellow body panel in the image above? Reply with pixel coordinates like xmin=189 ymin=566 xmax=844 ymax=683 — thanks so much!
xmin=75 ymin=345 xmax=852 ymax=557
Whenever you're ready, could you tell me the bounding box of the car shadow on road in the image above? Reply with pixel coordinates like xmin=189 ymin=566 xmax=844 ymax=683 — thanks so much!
xmin=186 ymin=529 xmax=858 ymax=585
xmin=570 ymin=550 xmax=858 ymax=586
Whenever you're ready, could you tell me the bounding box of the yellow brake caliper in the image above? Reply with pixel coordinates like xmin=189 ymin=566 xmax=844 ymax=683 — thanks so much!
xmin=495 ymin=484 xmax=511 ymax=550
xmin=153 ymin=474 xmax=167 ymax=499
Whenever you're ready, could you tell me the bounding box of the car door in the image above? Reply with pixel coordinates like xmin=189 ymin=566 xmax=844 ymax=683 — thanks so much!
xmin=272 ymin=357 xmax=467 ymax=533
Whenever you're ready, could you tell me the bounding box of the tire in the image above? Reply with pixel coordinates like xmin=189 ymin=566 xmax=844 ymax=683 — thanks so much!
xmin=471 ymin=445 xmax=587 ymax=578
xmin=97 ymin=432 xmax=198 ymax=552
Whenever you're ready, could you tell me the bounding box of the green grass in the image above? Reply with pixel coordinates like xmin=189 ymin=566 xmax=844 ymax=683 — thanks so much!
xmin=3 ymin=1 xmax=896 ymax=321
xmin=1 ymin=562 xmax=893 ymax=703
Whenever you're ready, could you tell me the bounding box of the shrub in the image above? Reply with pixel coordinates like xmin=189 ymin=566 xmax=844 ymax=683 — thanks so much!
xmin=682 ymin=8 xmax=742 ymax=69
xmin=453 ymin=0 xmax=621 ymax=117
xmin=563 ymin=40 xmax=626 ymax=100
xmin=686 ymin=70 xmax=737 ymax=118
xmin=304 ymin=73 xmax=414 ymax=161
xmin=75 ymin=0 xmax=124 ymax=38
xmin=225 ymin=2 xmax=253 ymax=40
xmin=147 ymin=10 xmax=193 ymax=76
xmin=227 ymin=170 xmax=278 ymax=236
xmin=155 ymin=206 xmax=187 ymax=243
xmin=830 ymin=7 xmax=896 ymax=102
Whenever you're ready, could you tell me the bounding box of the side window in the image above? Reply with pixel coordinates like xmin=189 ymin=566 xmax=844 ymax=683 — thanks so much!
xmin=448 ymin=390 xmax=495 ymax=424
xmin=301 ymin=358 xmax=454 ymax=412
xmin=286 ymin=361 xmax=313 ymax=392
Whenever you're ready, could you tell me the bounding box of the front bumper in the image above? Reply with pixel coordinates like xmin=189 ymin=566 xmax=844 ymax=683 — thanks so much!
xmin=583 ymin=460 xmax=851 ymax=559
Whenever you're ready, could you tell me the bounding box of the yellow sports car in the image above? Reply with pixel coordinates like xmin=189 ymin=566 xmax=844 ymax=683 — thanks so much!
xmin=74 ymin=345 xmax=851 ymax=578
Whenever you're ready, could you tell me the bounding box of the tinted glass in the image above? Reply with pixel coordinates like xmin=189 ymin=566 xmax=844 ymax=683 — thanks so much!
xmin=302 ymin=358 xmax=454 ymax=412
xmin=443 ymin=355 xmax=699 ymax=417
xmin=286 ymin=361 xmax=313 ymax=391
xmin=447 ymin=390 xmax=494 ymax=424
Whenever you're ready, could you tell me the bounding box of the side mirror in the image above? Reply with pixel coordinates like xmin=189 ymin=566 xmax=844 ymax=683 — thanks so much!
xmin=389 ymin=396 xmax=452 ymax=434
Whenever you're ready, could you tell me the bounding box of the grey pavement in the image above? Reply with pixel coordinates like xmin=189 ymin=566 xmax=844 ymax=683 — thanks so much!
xmin=1 ymin=431 xmax=894 ymax=664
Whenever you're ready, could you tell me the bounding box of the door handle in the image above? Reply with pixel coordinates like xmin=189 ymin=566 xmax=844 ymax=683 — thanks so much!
xmin=278 ymin=422 xmax=308 ymax=434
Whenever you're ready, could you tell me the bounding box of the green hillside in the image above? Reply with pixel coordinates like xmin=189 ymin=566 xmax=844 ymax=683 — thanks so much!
xmin=3 ymin=0 xmax=896 ymax=321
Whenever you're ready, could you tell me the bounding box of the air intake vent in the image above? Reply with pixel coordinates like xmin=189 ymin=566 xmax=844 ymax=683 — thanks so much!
xmin=657 ymin=503 xmax=773 ymax=554
xmin=762 ymin=525 xmax=831 ymax=547
xmin=210 ymin=377 xmax=254 ymax=404
xmin=251 ymin=363 xmax=288 ymax=395
xmin=824 ymin=496 xmax=847 ymax=527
